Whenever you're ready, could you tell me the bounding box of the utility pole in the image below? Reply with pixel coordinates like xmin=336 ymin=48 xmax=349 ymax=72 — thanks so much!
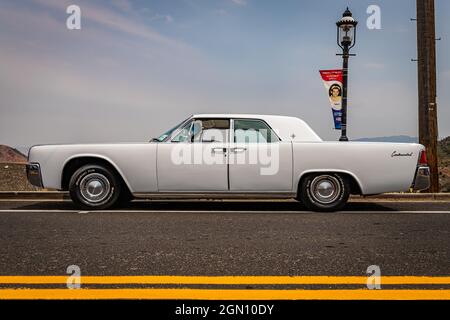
xmin=416 ymin=0 xmax=439 ymax=192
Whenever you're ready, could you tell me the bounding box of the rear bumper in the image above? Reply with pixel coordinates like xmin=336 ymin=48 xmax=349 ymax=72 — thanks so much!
xmin=412 ymin=166 xmax=430 ymax=191
xmin=26 ymin=163 xmax=43 ymax=188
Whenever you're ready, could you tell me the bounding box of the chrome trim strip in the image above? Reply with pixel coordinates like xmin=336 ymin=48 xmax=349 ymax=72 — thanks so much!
xmin=132 ymin=192 xmax=296 ymax=200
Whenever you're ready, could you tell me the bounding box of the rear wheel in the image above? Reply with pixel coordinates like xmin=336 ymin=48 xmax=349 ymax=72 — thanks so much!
xmin=299 ymin=173 xmax=350 ymax=212
xmin=69 ymin=164 xmax=121 ymax=210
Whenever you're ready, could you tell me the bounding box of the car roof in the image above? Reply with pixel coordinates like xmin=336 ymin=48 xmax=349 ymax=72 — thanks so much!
xmin=191 ymin=114 xmax=322 ymax=142
xmin=192 ymin=114 xmax=297 ymax=121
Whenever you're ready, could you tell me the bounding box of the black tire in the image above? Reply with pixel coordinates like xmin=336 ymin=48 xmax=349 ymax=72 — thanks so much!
xmin=298 ymin=173 xmax=350 ymax=212
xmin=117 ymin=188 xmax=133 ymax=208
xmin=69 ymin=164 xmax=121 ymax=210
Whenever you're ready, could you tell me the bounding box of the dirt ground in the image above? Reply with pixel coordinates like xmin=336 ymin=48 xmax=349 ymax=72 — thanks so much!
xmin=0 ymin=163 xmax=39 ymax=191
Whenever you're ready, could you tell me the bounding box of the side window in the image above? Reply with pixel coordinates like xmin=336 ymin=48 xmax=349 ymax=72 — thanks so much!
xmin=196 ymin=119 xmax=230 ymax=143
xmin=171 ymin=119 xmax=230 ymax=143
xmin=234 ymin=119 xmax=280 ymax=143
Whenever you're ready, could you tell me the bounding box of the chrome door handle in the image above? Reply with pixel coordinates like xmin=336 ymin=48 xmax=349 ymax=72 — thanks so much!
xmin=231 ymin=147 xmax=247 ymax=153
xmin=212 ymin=147 xmax=227 ymax=153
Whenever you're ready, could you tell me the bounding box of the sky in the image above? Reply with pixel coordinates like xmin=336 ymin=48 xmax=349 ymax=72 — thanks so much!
xmin=0 ymin=0 xmax=449 ymax=150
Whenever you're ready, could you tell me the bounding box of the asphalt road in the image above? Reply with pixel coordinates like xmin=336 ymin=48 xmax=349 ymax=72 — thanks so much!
xmin=0 ymin=200 xmax=449 ymax=278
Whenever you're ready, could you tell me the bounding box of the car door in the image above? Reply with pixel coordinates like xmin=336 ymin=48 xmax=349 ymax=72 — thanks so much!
xmin=157 ymin=118 xmax=230 ymax=191
xmin=228 ymin=118 xmax=293 ymax=192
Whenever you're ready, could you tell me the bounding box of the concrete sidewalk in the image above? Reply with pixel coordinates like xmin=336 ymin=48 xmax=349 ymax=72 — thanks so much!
xmin=0 ymin=191 xmax=449 ymax=201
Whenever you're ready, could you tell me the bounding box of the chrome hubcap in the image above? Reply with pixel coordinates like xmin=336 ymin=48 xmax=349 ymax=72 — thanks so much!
xmin=310 ymin=175 xmax=341 ymax=204
xmin=79 ymin=173 xmax=111 ymax=203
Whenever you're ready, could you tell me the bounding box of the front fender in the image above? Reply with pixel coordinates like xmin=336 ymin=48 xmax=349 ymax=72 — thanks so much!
xmin=61 ymin=154 xmax=134 ymax=192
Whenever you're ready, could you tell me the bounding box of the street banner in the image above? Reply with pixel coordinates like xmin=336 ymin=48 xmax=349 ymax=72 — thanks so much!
xmin=319 ymin=69 xmax=343 ymax=129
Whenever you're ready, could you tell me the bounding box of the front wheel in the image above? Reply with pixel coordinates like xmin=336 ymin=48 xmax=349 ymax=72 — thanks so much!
xmin=299 ymin=173 xmax=350 ymax=212
xmin=69 ymin=164 xmax=121 ymax=210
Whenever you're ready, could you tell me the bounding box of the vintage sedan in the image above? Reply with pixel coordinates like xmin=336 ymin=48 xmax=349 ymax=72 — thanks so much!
xmin=26 ymin=114 xmax=430 ymax=211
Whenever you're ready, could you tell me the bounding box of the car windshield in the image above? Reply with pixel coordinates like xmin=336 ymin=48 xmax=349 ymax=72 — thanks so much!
xmin=153 ymin=117 xmax=191 ymax=142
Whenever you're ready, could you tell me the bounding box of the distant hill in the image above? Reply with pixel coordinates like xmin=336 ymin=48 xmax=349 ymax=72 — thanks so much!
xmin=353 ymin=135 xmax=418 ymax=143
xmin=0 ymin=145 xmax=27 ymax=163
xmin=14 ymin=146 xmax=30 ymax=157
xmin=438 ymin=136 xmax=450 ymax=192
xmin=438 ymin=136 xmax=450 ymax=156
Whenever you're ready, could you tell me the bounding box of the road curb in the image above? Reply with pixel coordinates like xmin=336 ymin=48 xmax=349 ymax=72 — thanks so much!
xmin=0 ymin=191 xmax=69 ymax=200
xmin=0 ymin=191 xmax=449 ymax=201
xmin=356 ymin=193 xmax=450 ymax=201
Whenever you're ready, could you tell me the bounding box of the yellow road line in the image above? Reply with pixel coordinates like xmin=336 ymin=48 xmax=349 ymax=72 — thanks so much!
xmin=0 ymin=276 xmax=449 ymax=285
xmin=0 ymin=288 xmax=449 ymax=300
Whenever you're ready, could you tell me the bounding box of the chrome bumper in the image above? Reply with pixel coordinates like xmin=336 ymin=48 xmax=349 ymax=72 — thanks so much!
xmin=412 ymin=166 xmax=430 ymax=191
xmin=26 ymin=163 xmax=43 ymax=188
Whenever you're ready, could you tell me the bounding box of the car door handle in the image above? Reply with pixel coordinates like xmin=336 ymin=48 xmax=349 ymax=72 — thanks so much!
xmin=230 ymin=147 xmax=247 ymax=153
xmin=211 ymin=147 xmax=227 ymax=153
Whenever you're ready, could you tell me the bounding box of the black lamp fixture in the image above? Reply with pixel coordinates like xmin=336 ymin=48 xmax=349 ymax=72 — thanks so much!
xmin=336 ymin=7 xmax=358 ymax=142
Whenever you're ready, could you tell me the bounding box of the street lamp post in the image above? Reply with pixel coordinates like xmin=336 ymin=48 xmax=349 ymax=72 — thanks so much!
xmin=336 ymin=7 xmax=358 ymax=142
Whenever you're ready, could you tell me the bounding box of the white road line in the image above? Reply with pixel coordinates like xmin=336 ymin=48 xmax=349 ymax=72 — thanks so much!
xmin=0 ymin=210 xmax=449 ymax=214
xmin=1 ymin=199 xmax=449 ymax=202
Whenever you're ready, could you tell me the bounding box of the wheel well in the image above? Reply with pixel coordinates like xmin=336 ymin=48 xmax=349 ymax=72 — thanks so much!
xmin=61 ymin=157 xmax=130 ymax=194
xmin=297 ymin=172 xmax=362 ymax=197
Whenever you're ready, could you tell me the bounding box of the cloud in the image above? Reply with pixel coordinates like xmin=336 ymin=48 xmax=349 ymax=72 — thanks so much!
xmin=231 ymin=0 xmax=247 ymax=6
xmin=0 ymin=1 xmax=216 ymax=128
xmin=363 ymin=62 xmax=386 ymax=70
xmin=165 ymin=15 xmax=174 ymax=23
xmin=149 ymin=14 xmax=174 ymax=23
xmin=215 ymin=9 xmax=228 ymax=16
xmin=440 ymin=70 xmax=450 ymax=79
xmin=111 ymin=0 xmax=133 ymax=12
xmin=30 ymin=0 xmax=182 ymax=48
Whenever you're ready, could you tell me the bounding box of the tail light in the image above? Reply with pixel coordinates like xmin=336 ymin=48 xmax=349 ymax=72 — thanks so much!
xmin=418 ymin=149 xmax=428 ymax=166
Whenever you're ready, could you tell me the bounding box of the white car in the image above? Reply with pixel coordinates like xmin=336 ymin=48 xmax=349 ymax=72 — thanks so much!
xmin=26 ymin=114 xmax=430 ymax=211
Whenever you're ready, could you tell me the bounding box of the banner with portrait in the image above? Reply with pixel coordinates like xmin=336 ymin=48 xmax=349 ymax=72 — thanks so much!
xmin=319 ymin=69 xmax=343 ymax=130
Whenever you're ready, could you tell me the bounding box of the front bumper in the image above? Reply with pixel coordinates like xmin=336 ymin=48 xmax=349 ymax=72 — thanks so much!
xmin=26 ymin=163 xmax=43 ymax=188
xmin=412 ymin=166 xmax=430 ymax=191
